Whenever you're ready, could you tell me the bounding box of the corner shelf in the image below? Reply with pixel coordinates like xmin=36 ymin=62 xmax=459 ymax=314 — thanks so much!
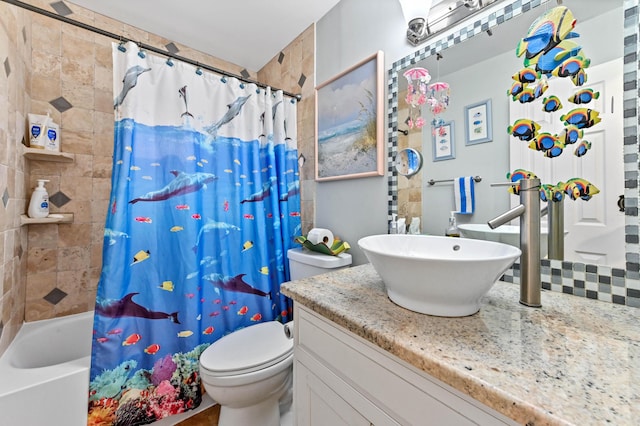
xmin=23 ymin=147 xmax=74 ymax=162
xmin=20 ymin=213 xmax=74 ymax=226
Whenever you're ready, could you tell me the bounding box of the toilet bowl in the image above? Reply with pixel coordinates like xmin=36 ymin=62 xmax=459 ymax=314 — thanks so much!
xmin=200 ymin=321 xmax=293 ymax=426
xmin=199 ymin=247 xmax=352 ymax=425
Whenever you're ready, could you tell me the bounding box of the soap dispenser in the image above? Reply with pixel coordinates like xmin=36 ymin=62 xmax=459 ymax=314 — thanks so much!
xmin=28 ymin=179 xmax=50 ymax=218
xmin=445 ymin=211 xmax=460 ymax=237
xmin=389 ymin=214 xmax=398 ymax=234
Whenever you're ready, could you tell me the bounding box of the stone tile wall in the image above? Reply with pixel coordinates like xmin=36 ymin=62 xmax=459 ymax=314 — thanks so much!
xmin=258 ymin=24 xmax=316 ymax=235
xmin=0 ymin=0 xmax=312 ymax=357
xmin=0 ymin=1 xmax=31 ymax=356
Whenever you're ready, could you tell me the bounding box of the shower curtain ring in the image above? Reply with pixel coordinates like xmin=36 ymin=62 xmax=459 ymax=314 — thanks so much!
xmin=117 ymin=37 xmax=127 ymax=53
xmin=166 ymin=57 xmax=174 ymax=67
xmin=137 ymin=43 xmax=146 ymax=58
xmin=195 ymin=62 xmax=203 ymax=76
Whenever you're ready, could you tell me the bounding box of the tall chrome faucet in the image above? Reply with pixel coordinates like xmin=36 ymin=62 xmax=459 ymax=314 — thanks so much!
xmin=488 ymin=178 xmax=541 ymax=307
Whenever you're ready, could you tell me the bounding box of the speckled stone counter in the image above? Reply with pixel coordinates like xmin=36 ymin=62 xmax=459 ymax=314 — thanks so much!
xmin=281 ymin=264 xmax=640 ymax=426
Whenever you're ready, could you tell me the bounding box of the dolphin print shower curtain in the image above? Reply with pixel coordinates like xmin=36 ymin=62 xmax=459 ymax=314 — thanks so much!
xmin=88 ymin=42 xmax=300 ymax=425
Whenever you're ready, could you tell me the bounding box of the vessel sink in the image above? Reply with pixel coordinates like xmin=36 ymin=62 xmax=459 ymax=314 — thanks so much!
xmin=358 ymin=234 xmax=521 ymax=317
xmin=458 ymin=224 xmax=557 ymax=258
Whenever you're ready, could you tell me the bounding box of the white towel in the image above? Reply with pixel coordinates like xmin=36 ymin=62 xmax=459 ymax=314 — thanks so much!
xmin=454 ymin=176 xmax=475 ymax=214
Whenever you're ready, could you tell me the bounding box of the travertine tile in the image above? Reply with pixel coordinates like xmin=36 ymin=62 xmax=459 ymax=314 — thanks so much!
xmin=61 ymin=57 xmax=94 ymax=86
xmin=62 ymin=81 xmax=94 ymax=111
xmin=30 ymin=75 xmax=62 ymax=102
xmin=60 ymin=129 xmax=93 ymax=155
xmin=57 ymin=223 xmax=91 ymax=247
xmin=57 ymin=246 xmax=89 ymax=271
xmin=26 ymin=247 xmax=57 ymax=273
xmin=61 ymin=107 xmax=94 ymax=133
xmin=61 ymin=175 xmax=93 ymax=200
xmin=31 ymin=14 xmax=61 ymax=56
xmin=27 ymin=225 xmax=59 ymax=249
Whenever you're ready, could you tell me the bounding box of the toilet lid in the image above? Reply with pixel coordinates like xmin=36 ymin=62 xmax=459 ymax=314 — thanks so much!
xmin=200 ymin=321 xmax=293 ymax=375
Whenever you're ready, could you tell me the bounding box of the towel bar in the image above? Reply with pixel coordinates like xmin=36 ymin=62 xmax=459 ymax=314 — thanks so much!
xmin=427 ymin=176 xmax=482 ymax=186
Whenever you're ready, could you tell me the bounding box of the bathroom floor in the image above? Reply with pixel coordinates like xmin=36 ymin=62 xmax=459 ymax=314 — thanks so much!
xmin=174 ymin=403 xmax=293 ymax=426
xmin=176 ymin=404 xmax=221 ymax=425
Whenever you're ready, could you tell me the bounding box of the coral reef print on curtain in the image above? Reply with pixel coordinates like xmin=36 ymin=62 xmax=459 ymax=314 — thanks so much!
xmin=88 ymin=41 xmax=300 ymax=426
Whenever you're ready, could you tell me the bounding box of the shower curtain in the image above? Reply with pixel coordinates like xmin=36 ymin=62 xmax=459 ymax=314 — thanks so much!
xmin=88 ymin=42 xmax=300 ymax=426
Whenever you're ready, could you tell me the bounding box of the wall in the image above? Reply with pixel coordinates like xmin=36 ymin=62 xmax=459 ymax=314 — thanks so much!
xmin=0 ymin=0 xmax=311 ymax=357
xmin=258 ymin=24 xmax=316 ymax=235
xmin=0 ymin=2 xmax=31 ymax=356
xmin=316 ymin=0 xmax=412 ymax=265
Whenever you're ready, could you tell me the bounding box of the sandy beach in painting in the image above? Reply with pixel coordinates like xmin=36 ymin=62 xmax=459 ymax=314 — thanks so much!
xmin=317 ymin=127 xmax=377 ymax=178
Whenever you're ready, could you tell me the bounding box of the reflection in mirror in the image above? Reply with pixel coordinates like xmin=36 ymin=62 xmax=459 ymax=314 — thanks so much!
xmin=391 ymin=0 xmax=627 ymax=269
xmin=388 ymin=0 xmax=640 ymax=305
xmin=395 ymin=148 xmax=423 ymax=178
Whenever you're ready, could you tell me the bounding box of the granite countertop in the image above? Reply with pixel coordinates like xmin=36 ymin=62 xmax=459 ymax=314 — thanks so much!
xmin=281 ymin=264 xmax=640 ymax=426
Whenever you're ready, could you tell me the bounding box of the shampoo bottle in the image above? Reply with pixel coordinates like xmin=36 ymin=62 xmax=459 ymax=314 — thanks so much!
xmin=28 ymin=179 xmax=50 ymax=218
xmin=445 ymin=211 xmax=460 ymax=237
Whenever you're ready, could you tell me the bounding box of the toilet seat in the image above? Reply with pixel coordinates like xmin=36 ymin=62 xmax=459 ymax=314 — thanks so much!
xmin=200 ymin=321 xmax=293 ymax=376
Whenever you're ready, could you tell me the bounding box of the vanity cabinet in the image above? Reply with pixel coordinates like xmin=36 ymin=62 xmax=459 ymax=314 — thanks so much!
xmin=293 ymin=305 xmax=517 ymax=426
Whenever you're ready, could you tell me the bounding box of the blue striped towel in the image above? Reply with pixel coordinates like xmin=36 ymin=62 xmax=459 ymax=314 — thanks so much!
xmin=454 ymin=176 xmax=475 ymax=214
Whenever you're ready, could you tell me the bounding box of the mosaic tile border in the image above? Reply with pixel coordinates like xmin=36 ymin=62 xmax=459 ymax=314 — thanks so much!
xmin=387 ymin=0 xmax=640 ymax=307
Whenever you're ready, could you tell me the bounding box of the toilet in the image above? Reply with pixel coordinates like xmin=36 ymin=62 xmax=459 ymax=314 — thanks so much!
xmin=199 ymin=247 xmax=352 ymax=426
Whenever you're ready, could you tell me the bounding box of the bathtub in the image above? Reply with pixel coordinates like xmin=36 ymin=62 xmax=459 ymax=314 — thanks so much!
xmin=0 ymin=311 xmax=93 ymax=425
xmin=0 ymin=310 xmax=216 ymax=425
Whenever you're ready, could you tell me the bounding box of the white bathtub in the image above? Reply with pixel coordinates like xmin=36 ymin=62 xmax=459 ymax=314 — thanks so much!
xmin=0 ymin=310 xmax=216 ymax=425
xmin=0 ymin=311 xmax=93 ymax=425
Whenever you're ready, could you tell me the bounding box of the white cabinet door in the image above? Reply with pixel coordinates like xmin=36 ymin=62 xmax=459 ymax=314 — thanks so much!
xmin=295 ymin=361 xmax=371 ymax=426
xmin=294 ymin=305 xmax=517 ymax=426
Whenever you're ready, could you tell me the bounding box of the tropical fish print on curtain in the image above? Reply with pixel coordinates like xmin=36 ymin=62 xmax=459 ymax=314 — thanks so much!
xmin=88 ymin=41 xmax=300 ymax=426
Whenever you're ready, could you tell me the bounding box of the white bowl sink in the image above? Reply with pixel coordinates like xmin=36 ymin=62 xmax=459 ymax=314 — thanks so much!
xmin=458 ymin=224 xmax=557 ymax=258
xmin=358 ymin=234 xmax=521 ymax=317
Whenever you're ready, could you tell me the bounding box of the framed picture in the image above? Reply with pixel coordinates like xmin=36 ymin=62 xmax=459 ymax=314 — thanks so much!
xmin=315 ymin=51 xmax=384 ymax=181
xmin=432 ymin=121 xmax=455 ymax=161
xmin=464 ymin=99 xmax=493 ymax=145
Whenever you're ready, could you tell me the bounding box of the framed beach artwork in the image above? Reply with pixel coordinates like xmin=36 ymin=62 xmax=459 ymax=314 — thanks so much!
xmin=432 ymin=121 xmax=455 ymax=161
xmin=464 ymin=99 xmax=493 ymax=145
xmin=315 ymin=51 xmax=384 ymax=181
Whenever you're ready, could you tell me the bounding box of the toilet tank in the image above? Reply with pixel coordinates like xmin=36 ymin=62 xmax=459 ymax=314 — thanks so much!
xmin=287 ymin=247 xmax=352 ymax=280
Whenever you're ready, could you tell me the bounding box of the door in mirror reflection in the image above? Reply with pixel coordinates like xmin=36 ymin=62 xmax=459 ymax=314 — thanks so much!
xmin=509 ymin=58 xmax=624 ymax=268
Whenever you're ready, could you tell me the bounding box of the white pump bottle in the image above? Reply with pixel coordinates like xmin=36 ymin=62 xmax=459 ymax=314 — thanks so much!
xmin=28 ymin=179 xmax=50 ymax=218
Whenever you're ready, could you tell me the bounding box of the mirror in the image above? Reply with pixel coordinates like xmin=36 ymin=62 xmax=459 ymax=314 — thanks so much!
xmin=388 ymin=0 xmax=637 ymax=276
xmin=395 ymin=148 xmax=423 ymax=178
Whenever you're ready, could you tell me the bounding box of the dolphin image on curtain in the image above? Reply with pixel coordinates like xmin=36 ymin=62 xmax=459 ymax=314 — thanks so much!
xmin=88 ymin=42 xmax=300 ymax=425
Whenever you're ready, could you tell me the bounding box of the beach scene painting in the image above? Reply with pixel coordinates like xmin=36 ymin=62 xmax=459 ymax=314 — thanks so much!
xmin=315 ymin=51 xmax=384 ymax=181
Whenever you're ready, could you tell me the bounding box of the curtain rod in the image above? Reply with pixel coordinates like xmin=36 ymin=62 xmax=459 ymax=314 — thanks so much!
xmin=2 ymin=0 xmax=302 ymax=101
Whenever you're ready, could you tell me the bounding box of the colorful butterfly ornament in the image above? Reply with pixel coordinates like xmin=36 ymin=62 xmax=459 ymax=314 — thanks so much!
xmin=506 ymin=169 xmax=538 ymax=195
